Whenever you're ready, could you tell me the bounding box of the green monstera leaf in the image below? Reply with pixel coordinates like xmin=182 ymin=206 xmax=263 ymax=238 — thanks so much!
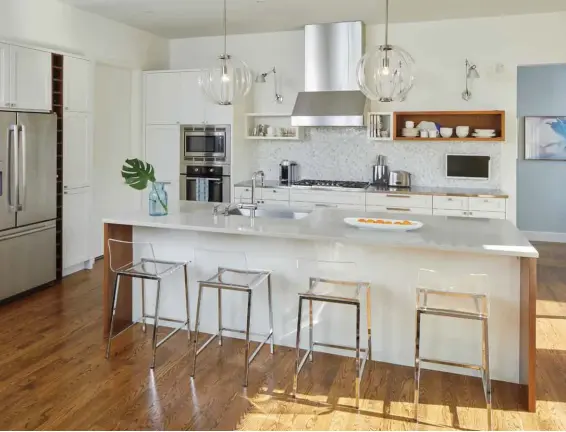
xmin=121 ymin=158 xmax=156 ymax=190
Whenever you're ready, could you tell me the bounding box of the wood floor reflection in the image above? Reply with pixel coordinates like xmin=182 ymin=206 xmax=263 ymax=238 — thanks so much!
xmin=0 ymin=242 xmax=564 ymax=430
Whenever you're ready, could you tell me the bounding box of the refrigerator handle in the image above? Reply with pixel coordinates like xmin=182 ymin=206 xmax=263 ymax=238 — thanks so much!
xmin=7 ymin=125 xmax=18 ymax=212
xmin=18 ymin=125 xmax=26 ymax=211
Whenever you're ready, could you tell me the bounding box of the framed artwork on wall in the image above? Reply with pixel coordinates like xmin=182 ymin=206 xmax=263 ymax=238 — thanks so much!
xmin=524 ymin=116 xmax=566 ymax=160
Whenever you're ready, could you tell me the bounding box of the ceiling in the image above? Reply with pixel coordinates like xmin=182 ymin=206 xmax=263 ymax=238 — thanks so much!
xmin=61 ymin=0 xmax=566 ymax=39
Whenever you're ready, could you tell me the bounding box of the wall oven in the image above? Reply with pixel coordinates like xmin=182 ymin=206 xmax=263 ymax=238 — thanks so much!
xmin=180 ymin=164 xmax=231 ymax=203
xmin=182 ymin=124 xmax=230 ymax=162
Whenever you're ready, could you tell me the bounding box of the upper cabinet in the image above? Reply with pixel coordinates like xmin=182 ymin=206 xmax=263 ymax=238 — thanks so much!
xmin=64 ymin=56 xmax=90 ymax=113
xmin=144 ymin=70 xmax=234 ymax=126
xmin=0 ymin=43 xmax=9 ymax=109
xmin=9 ymin=45 xmax=52 ymax=111
xmin=145 ymin=72 xmax=182 ymax=125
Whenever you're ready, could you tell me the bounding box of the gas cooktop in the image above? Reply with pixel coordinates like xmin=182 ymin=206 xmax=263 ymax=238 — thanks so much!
xmin=292 ymin=179 xmax=370 ymax=191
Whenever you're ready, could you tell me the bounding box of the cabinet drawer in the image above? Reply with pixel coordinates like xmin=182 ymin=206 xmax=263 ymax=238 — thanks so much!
xmin=258 ymin=200 xmax=289 ymax=207
xmin=469 ymin=197 xmax=506 ymax=213
xmin=290 ymin=190 xmax=365 ymax=206
xmin=433 ymin=196 xmax=469 ymax=210
xmin=292 ymin=202 xmax=365 ymax=211
xmin=367 ymin=205 xmax=433 ymax=215
xmin=262 ymin=187 xmax=290 ymax=201
xmin=366 ymin=193 xmax=432 ymax=209
xmin=469 ymin=211 xmax=506 ymax=220
xmin=433 ymin=209 xmax=468 ymax=218
xmin=234 ymin=187 xmax=252 ymax=202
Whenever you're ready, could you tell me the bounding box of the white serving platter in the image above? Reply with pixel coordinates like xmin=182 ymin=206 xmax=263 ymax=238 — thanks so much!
xmin=344 ymin=217 xmax=424 ymax=231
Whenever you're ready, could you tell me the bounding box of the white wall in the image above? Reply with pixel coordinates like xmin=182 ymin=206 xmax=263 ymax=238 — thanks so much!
xmin=169 ymin=11 xmax=566 ymax=223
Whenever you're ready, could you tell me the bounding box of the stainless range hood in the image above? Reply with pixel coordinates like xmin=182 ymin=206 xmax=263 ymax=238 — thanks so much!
xmin=292 ymin=21 xmax=368 ymax=127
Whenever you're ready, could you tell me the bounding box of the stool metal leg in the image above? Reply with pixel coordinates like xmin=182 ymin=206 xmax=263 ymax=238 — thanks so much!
xmin=191 ymin=283 xmax=204 ymax=378
xmin=267 ymin=273 xmax=274 ymax=354
xmin=482 ymin=317 xmax=492 ymax=431
xmin=105 ymin=274 xmax=121 ymax=359
xmin=355 ymin=303 xmax=361 ymax=409
xmin=308 ymin=299 xmax=314 ymax=362
xmin=366 ymin=286 xmax=372 ymax=361
xmin=150 ymin=279 xmax=162 ymax=369
xmin=183 ymin=264 xmax=191 ymax=346
xmin=293 ymin=297 xmax=303 ymax=398
xmin=141 ymin=278 xmax=147 ymax=333
xmin=414 ymin=309 xmax=422 ymax=422
xmin=218 ymin=287 xmax=223 ymax=346
xmin=243 ymin=289 xmax=253 ymax=387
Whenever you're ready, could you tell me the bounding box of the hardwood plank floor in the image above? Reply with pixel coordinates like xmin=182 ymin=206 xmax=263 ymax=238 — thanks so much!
xmin=0 ymin=242 xmax=564 ymax=430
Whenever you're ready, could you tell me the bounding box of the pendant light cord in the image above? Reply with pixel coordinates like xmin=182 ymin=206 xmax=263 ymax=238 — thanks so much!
xmin=223 ymin=0 xmax=227 ymax=56
xmin=384 ymin=0 xmax=389 ymax=47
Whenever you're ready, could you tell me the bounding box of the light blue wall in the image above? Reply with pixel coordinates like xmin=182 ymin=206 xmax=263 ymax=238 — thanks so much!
xmin=517 ymin=64 xmax=566 ymax=234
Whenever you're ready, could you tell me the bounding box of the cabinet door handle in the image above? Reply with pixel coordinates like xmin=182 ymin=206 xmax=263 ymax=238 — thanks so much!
xmin=315 ymin=203 xmax=337 ymax=208
xmin=386 ymin=207 xmax=411 ymax=212
xmin=386 ymin=194 xmax=410 ymax=198
xmin=4 ymin=103 xmax=9 ymax=107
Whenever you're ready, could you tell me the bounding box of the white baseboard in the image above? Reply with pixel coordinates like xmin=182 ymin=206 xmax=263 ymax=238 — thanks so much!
xmin=63 ymin=259 xmax=95 ymax=277
xmin=523 ymin=231 xmax=566 ymax=243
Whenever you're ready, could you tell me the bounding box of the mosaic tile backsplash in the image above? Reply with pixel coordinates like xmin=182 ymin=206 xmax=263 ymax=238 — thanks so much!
xmin=252 ymin=127 xmax=502 ymax=188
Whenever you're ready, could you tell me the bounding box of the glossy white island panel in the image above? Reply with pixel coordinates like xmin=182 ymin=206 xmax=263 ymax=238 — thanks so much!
xmin=102 ymin=203 xmax=538 ymax=407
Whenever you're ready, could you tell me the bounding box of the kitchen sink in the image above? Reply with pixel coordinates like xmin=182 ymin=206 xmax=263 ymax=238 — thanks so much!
xmin=227 ymin=207 xmax=311 ymax=220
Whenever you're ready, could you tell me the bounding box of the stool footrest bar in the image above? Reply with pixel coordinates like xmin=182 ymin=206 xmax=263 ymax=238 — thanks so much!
xmin=313 ymin=341 xmax=368 ymax=353
xmin=420 ymin=357 xmax=483 ymax=371
xmin=196 ymin=333 xmax=219 ymax=356
xmin=156 ymin=320 xmax=189 ymax=349
xmin=297 ymin=349 xmax=312 ymax=375
xmin=248 ymin=330 xmax=273 ymax=365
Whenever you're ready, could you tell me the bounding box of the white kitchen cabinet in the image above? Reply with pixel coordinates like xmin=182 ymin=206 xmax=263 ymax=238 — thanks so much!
xmin=433 ymin=209 xmax=468 ymax=218
xmin=180 ymin=71 xmax=206 ymax=124
xmin=469 ymin=197 xmax=506 ymax=213
xmin=290 ymin=189 xmax=366 ymax=206
xmin=9 ymin=45 xmax=51 ymax=111
xmin=145 ymin=72 xmax=181 ymax=125
xmin=63 ymin=187 xmax=91 ymax=269
xmin=64 ymin=56 xmax=90 ymax=113
xmin=433 ymin=196 xmax=469 ymax=210
xmin=0 ymin=43 xmax=9 ymax=109
xmin=293 ymin=202 xmax=365 ymax=211
xmin=145 ymin=125 xmax=181 ymax=182
xmin=258 ymin=200 xmax=290 ymax=208
xmin=63 ymin=112 xmax=90 ymax=189
xmin=368 ymin=205 xmax=433 ymax=216
xmin=468 ymin=211 xmax=506 ymax=220
xmin=205 ymin=97 xmax=233 ymax=125
xmin=367 ymin=193 xmax=432 ymax=209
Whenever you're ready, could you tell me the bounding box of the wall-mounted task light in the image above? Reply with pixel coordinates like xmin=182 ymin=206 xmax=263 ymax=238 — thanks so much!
xmin=462 ymin=59 xmax=480 ymax=101
xmin=255 ymin=67 xmax=283 ymax=104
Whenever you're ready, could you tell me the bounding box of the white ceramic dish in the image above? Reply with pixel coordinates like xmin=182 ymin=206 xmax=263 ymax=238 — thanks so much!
xmin=402 ymin=128 xmax=419 ymax=137
xmin=344 ymin=217 xmax=424 ymax=232
xmin=473 ymin=132 xmax=495 ymax=138
xmin=440 ymin=127 xmax=453 ymax=138
xmin=475 ymin=129 xmax=495 ymax=133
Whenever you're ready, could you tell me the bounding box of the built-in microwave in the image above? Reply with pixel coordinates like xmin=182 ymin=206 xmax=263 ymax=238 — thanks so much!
xmin=181 ymin=124 xmax=230 ymax=162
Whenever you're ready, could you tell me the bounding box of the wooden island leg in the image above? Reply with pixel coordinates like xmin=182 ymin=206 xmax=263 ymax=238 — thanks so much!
xmin=520 ymin=257 xmax=537 ymax=412
xmin=103 ymin=223 xmax=133 ymax=338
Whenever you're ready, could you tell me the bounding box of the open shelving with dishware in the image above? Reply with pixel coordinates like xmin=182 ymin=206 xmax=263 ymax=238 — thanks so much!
xmin=244 ymin=113 xmax=303 ymax=141
xmin=367 ymin=112 xmax=393 ymax=140
xmin=393 ymin=110 xmax=506 ymax=141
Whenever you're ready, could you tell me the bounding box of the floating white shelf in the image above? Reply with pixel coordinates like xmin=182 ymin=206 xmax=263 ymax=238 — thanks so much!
xmin=367 ymin=112 xmax=394 ymax=141
xmin=245 ymin=113 xmax=303 ymax=141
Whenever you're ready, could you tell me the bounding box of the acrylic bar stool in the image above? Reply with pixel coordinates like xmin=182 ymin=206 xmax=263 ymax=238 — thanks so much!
xmin=293 ymin=259 xmax=371 ymax=409
xmin=414 ymin=269 xmax=492 ymax=430
xmin=105 ymin=239 xmax=191 ymax=369
xmin=191 ymin=249 xmax=274 ymax=387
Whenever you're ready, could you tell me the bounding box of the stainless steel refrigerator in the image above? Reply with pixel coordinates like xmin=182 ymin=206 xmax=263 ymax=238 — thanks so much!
xmin=0 ymin=112 xmax=57 ymax=301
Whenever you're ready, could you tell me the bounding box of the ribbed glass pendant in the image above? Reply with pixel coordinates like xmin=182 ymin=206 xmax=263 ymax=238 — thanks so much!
xmin=357 ymin=0 xmax=415 ymax=102
xmin=199 ymin=0 xmax=253 ymax=105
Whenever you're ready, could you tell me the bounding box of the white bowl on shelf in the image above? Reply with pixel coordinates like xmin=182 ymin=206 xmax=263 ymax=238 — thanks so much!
xmin=440 ymin=127 xmax=453 ymax=138
xmin=456 ymin=126 xmax=470 ymax=138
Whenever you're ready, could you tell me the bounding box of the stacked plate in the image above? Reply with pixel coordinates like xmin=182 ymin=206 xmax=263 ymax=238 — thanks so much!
xmin=402 ymin=128 xmax=419 ymax=138
xmin=473 ymin=129 xmax=496 ymax=138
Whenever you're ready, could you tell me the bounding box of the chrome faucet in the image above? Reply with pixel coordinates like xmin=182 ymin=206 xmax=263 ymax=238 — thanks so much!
xmin=251 ymin=170 xmax=265 ymax=206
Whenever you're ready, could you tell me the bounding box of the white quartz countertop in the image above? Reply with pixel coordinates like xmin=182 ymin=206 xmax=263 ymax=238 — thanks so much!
xmin=103 ymin=202 xmax=538 ymax=258
xmin=234 ymin=181 xmax=508 ymax=198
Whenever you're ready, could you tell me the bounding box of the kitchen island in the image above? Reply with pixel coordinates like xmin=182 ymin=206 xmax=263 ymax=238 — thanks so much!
xmin=103 ymin=202 xmax=538 ymax=411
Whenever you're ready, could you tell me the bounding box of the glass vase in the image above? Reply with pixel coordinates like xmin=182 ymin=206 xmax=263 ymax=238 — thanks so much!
xmin=149 ymin=182 xmax=168 ymax=216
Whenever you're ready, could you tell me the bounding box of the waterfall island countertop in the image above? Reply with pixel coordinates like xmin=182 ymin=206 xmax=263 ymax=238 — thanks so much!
xmin=103 ymin=202 xmax=537 ymax=258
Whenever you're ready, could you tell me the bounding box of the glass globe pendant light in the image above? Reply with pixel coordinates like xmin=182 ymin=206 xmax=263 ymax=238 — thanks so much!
xmin=357 ymin=0 xmax=415 ymax=102
xmin=199 ymin=0 xmax=253 ymax=105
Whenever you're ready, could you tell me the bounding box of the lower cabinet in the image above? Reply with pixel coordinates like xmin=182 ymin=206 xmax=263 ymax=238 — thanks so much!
xmin=433 ymin=209 xmax=506 ymax=219
xmin=258 ymin=199 xmax=290 ymax=207
xmin=63 ymin=187 xmax=92 ymax=271
xmin=367 ymin=205 xmax=433 ymax=215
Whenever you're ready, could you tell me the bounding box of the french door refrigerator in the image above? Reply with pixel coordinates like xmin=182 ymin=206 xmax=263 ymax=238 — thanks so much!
xmin=0 ymin=112 xmax=57 ymax=301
